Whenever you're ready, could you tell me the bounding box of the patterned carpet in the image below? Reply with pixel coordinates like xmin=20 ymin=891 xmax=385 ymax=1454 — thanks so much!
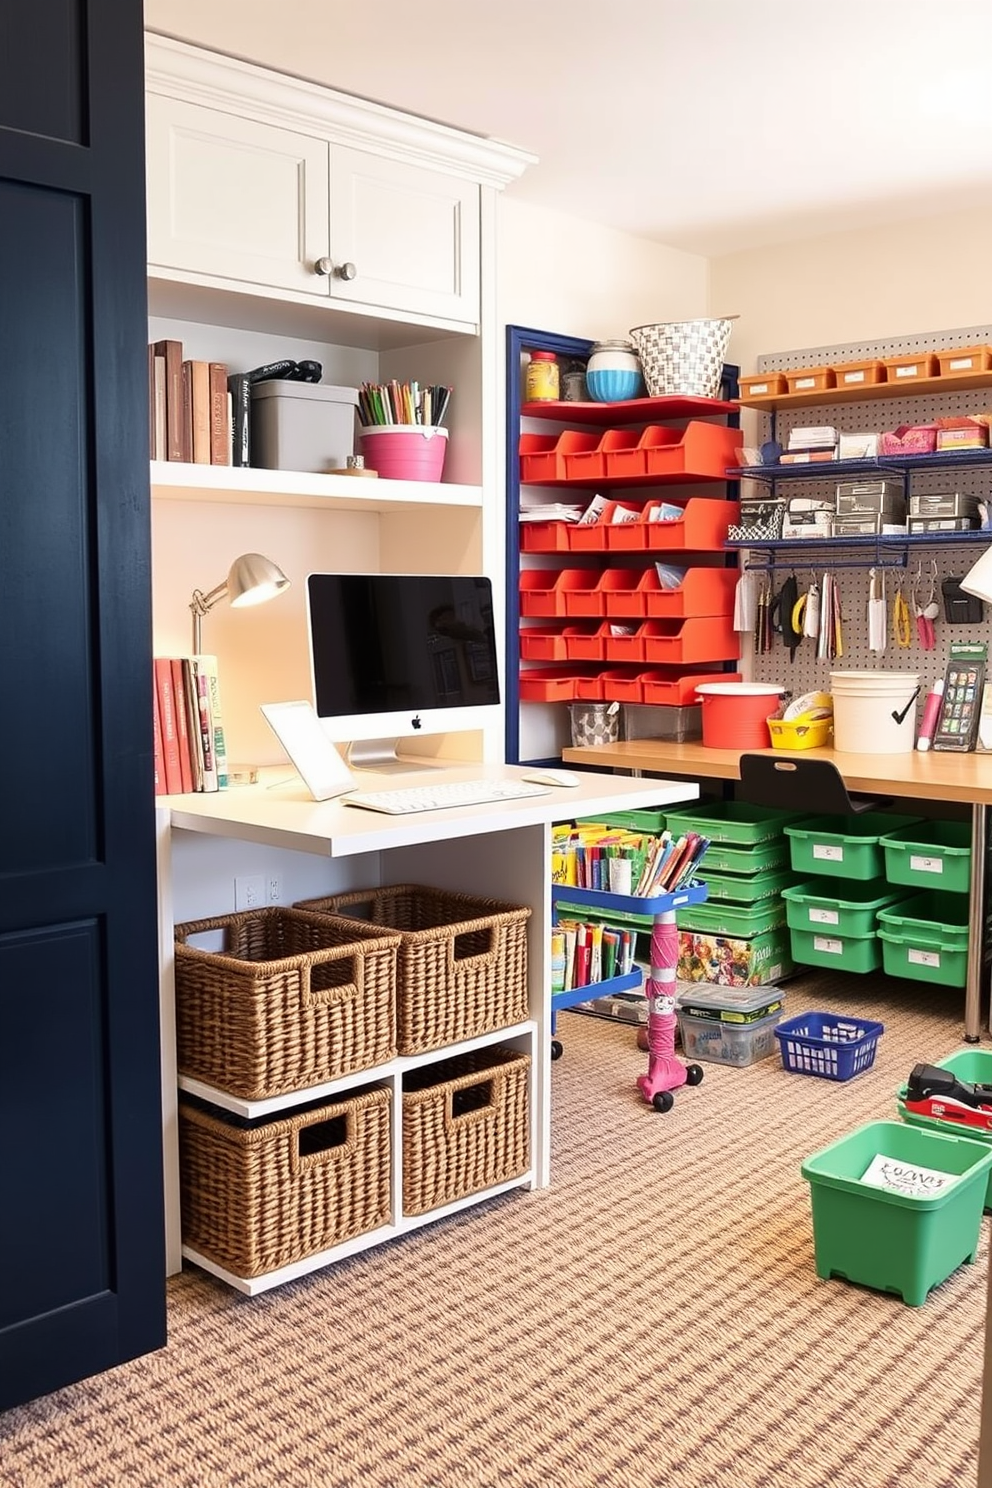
xmin=1 ymin=968 xmax=988 ymax=1488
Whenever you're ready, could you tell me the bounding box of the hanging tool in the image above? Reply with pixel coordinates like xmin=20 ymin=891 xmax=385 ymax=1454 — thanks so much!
xmin=892 ymin=578 xmax=912 ymax=648
xmin=868 ymin=568 xmax=887 ymax=654
xmin=831 ymin=573 xmax=844 ymax=659
xmin=773 ymin=572 xmax=803 ymax=662
xmin=912 ymin=558 xmax=938 ymax=650
xmin=733 ymin=570 xmax=757 ymax=635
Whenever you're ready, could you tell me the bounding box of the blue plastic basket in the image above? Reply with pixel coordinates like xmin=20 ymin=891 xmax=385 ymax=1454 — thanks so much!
xmin=774 ymin=1012 xmax=884 ymax=1082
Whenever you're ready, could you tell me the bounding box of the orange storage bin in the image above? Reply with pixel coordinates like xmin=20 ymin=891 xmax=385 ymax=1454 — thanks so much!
xmin=569 ymin=500 xmax=641 ymax=552
xmin=599 ymin=668 xmax=644 ymax=703
xmin=638 ymin=616 xmax=739 ymax=666
xmin=644 ymin=421 xmax=743 ymax=480
xmin=600 ymin=428 xmax=644 ymax=478
xmin=519 ymin=568 xmax=603 ymax=618
xmin=599 ymin=568 xmax=646 ymax=618
xmin=518 ymin=668 xmax=580 ymax=702
xmin=564 ymin=623 xmax=610 ymax=662
xmin=519 ymin=429 xmax=599 ymax=484
xmin=639 ymin=669 xmax=741 ymax=706
xmin=573 ymin=673 xmax=606 ymax=701
xmin=882 ymin=352 xmax=938 ymax=383
xmin=519 ymin=627 xmax=568 ymax=662
xmin=738 ymin=372 xmax=788 ymax=400
xmin=641 ymin=497 xmax=740 ymax=552
xmin=831 ymin=359 xmax=886 ymax=389
xmin=784 ymin=366 xmax=835 ymax=394
xmin=937 ymin=345 xmax=992 ymax=376
xmin=638 ymin=565 xmax=738 ymax=619
xmin=519 ymin=569 xmax=563 ymax=617
xmin=520 ymin=519 xmax=572 ymax=553
xmin=602 ymin=624 xmax=645 ymax=665
xmin=562 ymin=432 xmax=607 ymax=482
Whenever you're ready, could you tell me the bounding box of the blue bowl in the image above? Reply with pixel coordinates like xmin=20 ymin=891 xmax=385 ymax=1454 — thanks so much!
xmin=585 ymin=367 xmax=643 ymax=402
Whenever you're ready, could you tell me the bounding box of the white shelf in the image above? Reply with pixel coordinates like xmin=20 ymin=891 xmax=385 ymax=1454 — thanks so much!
xmin=150 ymin=459 xmax=483 ymax=512
xmin=181 ymin=1173 xmax=534 ymax=1296
xmin=178 ymin=1019 xmax=537 ymax=1119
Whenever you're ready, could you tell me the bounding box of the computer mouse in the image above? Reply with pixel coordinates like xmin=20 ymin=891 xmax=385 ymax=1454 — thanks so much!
xmin=521 ymin=767 xmax=582 ymax=789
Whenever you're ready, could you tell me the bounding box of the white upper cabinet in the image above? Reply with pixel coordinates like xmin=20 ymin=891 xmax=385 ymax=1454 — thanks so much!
xmin=144 ymin=34 xmax=533 ymax=332
xmin=146 ymin=95 xmax=331 ymax=299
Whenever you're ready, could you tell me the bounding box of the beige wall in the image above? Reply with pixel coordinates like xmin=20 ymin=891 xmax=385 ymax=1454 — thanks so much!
xmin=498 ymin=195 xmax=709 ymax=339
xmin=710 ymin=204 xmax=992 ymax=378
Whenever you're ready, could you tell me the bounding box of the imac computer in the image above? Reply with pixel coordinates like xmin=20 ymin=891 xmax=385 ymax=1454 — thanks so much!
xmin=306 ymin=572 xmax=501 ymax=772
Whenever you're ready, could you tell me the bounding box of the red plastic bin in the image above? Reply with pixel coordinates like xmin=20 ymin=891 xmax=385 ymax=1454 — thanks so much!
xmin=519 ymin=627 xmax=569 ymax=662
xmin=519 ymin=568 xmax=603 ymax=618
xmin=520 ymin=520 xmax=572 ymax=553
xmin=640 ymin=669 xmax=741 ymax=706
xmin=598 ymin=668 xmax=645 ymax=703
xmin=642 ymin=498 xmax=740 ymax=551
xmin=568 ymin=500 xmax=641 ymax=552
xmin=519 ymin=430 xmax=598 ymax=484
xmin=518 ymin=668 xmax=580 ymax=702
xmin=600 ymin=568 xmax=646 ymax=618
xmin=573 ymin=674 xmax=606 ymax=701
xmin=639 ymin=565 xmax=738 ymax=618
xmin=564 ymin=623 xmax=610 ymax=662
xmin=646 ymin=421 xmax=742 ymax=479
xmin=638 ymin=616 xmax=739 ymax=665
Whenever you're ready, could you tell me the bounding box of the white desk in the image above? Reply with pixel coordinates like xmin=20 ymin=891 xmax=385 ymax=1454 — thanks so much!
xmin=157 ymin=763 xmax=699 ymax=1284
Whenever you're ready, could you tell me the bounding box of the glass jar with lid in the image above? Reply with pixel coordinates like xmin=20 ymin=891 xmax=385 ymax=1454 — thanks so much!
xmin=524 ymin=350 xmax=560 ymax=402
xmin=585 ymin=340 xmax=643 ymax=402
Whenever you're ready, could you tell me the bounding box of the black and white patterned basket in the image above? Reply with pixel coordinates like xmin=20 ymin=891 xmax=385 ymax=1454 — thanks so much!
xmin=629 ymin=317 xmax=737 ymax=399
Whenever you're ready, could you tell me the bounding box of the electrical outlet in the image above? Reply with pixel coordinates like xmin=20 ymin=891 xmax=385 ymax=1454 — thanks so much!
xmin=267 ymin=875 xmax=282 ymax=905
xmin=235 ymin=874 xmax=265 ymax=911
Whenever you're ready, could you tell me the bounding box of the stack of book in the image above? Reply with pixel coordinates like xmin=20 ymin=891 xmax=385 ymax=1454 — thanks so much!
xmin=153 ymin=655 xmax=228 ymax=795
xmin=148 ymin=339 xmax=233 ymax=466
xmin=779 ymin=425 xmax=839 ymax=465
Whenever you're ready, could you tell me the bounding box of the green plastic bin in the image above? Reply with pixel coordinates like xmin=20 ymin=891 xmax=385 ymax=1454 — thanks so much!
xmin=677 ymin=896 xmax=786 ymax=939
xmin=703 ymin=866 xmax=797 ymax=905
xmin=784 ymin=813 xmax=922 ymax=881
xmin=582 ymin=808 xmax=669 ymax=835
xmin=663 ymin=801 xmax=802 ymax=846
xmin=697 ymin=838 xmax=790 ymax=876
xmin=801 ymin=1119 xmax=992 ymax=1306
xmin=876 ymin=891 xmax=971 ymax=988
xmin=781 ymin=877 xmax=910 ymax=937
xmin=881 ymin=820 xmax=972 ymax=895
xmin=896 ymin=1048 xmax=992 ymax=1209
xmin=788 ymin=924 xmax=882 ymax=974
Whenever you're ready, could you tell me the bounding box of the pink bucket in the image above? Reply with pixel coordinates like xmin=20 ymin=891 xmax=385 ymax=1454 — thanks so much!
xmin=359 ymin=425 xmax=447 ymax=482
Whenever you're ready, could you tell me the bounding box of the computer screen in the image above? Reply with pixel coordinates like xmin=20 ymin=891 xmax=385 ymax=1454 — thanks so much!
xmin=306 ymin=572 xmax=501 ymax=770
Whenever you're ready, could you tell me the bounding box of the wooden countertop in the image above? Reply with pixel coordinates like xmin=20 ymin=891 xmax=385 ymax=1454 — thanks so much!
xmin=561 ymin=739 xmax=992 ymax=806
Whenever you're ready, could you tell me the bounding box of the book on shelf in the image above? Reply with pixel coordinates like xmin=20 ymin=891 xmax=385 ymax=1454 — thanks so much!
xmin=152 ymin=679 xmax=165 ymax=796
xmin=152 ymin=338 xmax=184 ymax=461
xmin=153 ymin=653 xmax=229 ymax=794
xmin=184 ymin=359 xmax=211 ymax=464
xmin=227 ymin=371 xmax=251 ymax=467
xmin=209 ymin=362 xmax=232 ymax=465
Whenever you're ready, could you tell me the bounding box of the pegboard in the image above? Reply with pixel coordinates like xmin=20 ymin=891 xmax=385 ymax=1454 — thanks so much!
xmin=744 ymin=324 xmax=992 ymax=699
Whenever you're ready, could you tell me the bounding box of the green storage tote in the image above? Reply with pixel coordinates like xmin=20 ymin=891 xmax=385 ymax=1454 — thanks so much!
xmin=876 ymin=891 xmax=971 ymax=988
xmin=663 ymin=800 xmax=802 ymax=846
xmin=697 ymin=839 xmax=790 ymax=876
xmin=801 ymin=1119 xmax=992 ymax=1306
xmin=677 ymin=897 xmax=785 ymax=939
xmin=788 ymin=925 xmax=882 ymax=974
xmin=881 ymin=820 xmax=972 ymax=895
xmin=582 ymin=808 xmax=669 ymax=834
xmin=702 ymin=865 xmax=797 ymax=905
xmin=781 ymin=877 xmax=909 ymax=937
xmin=784 ymin=813 xmax=921 ymax=881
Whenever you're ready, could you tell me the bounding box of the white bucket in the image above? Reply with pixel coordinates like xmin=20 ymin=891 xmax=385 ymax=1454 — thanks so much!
xmin=830 ymin=671 xmax=922 ymax=755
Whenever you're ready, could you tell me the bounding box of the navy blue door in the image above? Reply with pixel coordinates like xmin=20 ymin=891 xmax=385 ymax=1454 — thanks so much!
xmin=0 ymin=0 xmax=166 ymax=1409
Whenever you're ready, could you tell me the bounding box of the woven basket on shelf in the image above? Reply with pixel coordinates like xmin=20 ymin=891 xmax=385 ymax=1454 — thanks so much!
xmin=179 ymin=1086 xmax=391 ymax=1278
xmin=401 ymin=1047 xmax=531 ymax=1216
xmin=173 ymin=906 xmax=401 ymax=1100
xmin=628 ymin=316 xmax=737 ymax=399
xmin=295 ymin=885 xmax=531 ymax=1055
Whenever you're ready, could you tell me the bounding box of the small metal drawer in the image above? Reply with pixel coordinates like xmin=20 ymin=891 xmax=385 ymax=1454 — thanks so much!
xmin=907 ymin=491 xmax=980 ymax=518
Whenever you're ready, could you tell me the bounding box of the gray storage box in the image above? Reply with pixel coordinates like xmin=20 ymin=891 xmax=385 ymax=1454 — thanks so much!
xmin=623 ymin=703 xmax=702 ymax=742
xmin=835 ymin=479 xmax=905 ymax=520
xmin=251 ymin=380 xmax=359 ymax=473
xmin=908 ymin=491 xmax=980 ymax=518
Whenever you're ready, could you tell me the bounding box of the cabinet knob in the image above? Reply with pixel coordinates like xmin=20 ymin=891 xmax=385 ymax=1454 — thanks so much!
xmin=314 ymin=257 xmax=357 ymax=280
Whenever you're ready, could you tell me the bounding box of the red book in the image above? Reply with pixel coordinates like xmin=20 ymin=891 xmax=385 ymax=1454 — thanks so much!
xmin=154 ymin=657 xmax=183 ymax=794
xmin=170 ymin=658 xmax=194 ymax=794
xmin=152 ymin=678 xmax=165 ymax=796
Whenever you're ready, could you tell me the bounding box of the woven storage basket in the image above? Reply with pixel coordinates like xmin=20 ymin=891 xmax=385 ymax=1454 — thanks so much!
xmin=179 ymin=1086 xmax=391 ymax=1278
xmin=174 ymin=906 xmax=401 ymax=1100
xmin=295 ymin=885 xmax=531 ymax=1055
xmin=402 ymin=1047 xmax=531 ymax=1216
xmin=628 ymin=317 xmax=737 ymax=399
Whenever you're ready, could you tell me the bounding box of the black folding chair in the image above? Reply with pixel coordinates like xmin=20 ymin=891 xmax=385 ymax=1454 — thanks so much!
xmin=738 ymin=754 xmax=891 ymax=816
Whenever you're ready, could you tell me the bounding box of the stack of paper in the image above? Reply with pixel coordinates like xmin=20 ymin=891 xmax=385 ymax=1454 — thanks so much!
xmin=519 ymin=499 xmax=585 ymax=523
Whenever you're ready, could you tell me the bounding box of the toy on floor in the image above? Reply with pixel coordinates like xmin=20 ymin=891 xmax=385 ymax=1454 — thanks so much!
xmin=636 ymin=913 xmax=703 ymax=1113
xmin=904 ymin=1063 xmax=992 ymax=1133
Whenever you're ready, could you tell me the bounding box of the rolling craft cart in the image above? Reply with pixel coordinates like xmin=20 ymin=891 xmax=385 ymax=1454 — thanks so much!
xmin=551 ymin=880 xmax=708 ymax=1110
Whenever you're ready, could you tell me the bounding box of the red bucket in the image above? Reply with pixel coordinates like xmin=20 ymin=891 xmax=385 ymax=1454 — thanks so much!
xmin=359 ymin=425 xmax=447 ymax=482
xmin=695 ymin=683 xmax=786 ymax=749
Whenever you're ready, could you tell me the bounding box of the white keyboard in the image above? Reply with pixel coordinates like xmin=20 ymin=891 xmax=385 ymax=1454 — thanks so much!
xmin=342 ymin=778 xmax=553 ymax=815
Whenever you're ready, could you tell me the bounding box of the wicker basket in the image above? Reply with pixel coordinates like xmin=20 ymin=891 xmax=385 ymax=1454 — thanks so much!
xmin=295 ymin=885 xmax=531 ymax=1055
xmin=402 ymin=1047 xmax=531 ymax=1216
xmin=628 ymin=316 xmax=737 ymax=399
xmin=174 ymin=906 xmax=401 ymax=1100
xmin=179 ymin=1086 xmax=391 ymax=1278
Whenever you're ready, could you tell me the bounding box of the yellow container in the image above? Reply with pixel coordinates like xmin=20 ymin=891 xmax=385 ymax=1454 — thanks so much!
xmin=767 ymin=714 xmax=833 ymax=750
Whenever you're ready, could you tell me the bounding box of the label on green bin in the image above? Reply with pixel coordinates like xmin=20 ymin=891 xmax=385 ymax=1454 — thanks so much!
xmin=909 ymin=854 xmax=944 ymax=876
xmin=813 ymin=844 xmax=844 ymax=862
xmin=908 ymin=947 xmax=941 ymax=968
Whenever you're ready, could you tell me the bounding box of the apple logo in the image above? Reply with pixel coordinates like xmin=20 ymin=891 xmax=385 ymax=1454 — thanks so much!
xmin=411 ymin=715 xmax=422 ymax=730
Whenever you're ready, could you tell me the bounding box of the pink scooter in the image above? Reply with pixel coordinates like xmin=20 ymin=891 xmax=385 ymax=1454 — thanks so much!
xmin=636 ymin=912 xmax=703 ymax=1113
